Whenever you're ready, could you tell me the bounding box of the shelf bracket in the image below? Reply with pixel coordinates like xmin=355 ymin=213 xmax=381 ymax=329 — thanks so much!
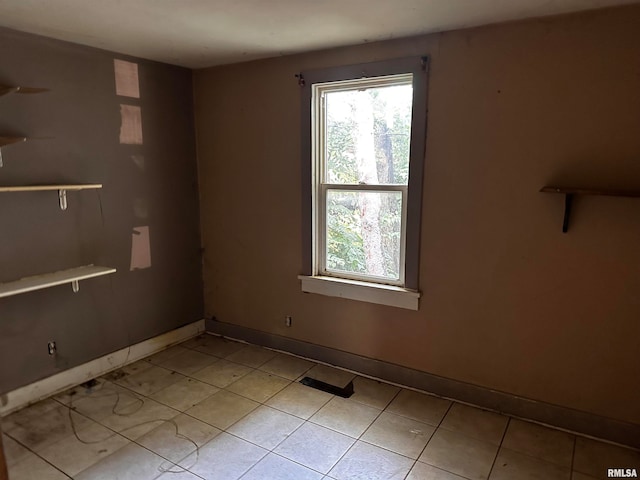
xmin=58 ymin=189 xmax=68 ymax=210
xmin=562 ymin=194 xmax=573 ymax=233
xmin=0 ymin=148 xmax=3 ymax=168
xmin=71 ymin=280 xmax=80 ymax=293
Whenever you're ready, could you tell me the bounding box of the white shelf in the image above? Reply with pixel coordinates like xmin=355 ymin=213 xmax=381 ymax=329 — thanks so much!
xmin=0 ymin=184 xmax=102 ymax=210
xmin=0 ymin=184 xmax=102 ymax=192
xmin=0 ymin=265 xmax=116 ymax=299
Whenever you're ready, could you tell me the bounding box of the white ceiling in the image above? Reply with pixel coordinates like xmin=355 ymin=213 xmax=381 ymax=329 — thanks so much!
xmin=0 ymin=0 xmax=637 ymax=69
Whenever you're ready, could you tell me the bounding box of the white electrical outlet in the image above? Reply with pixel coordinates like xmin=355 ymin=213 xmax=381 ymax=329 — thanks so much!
xmin=285 ymin=316 xmax=292 ymax=327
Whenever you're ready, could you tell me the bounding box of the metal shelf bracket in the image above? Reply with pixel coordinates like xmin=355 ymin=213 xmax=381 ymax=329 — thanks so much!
xmin=58 ymin=189 xmax=68 ymax=210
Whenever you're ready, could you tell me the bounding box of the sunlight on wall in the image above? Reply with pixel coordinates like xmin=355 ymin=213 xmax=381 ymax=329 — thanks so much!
xmin=114 ymin=59 xmax=140 ymax=98
xmin=131 ymin=154 xmax=145 ymax=170
xmin=130 ymin=226 xmax=152 ymax=270
xmin=119 ymin=105 xmax=143 ymax=145
xmin=115 ymin=58 xmax=150 ymax=272
xmin=133 ymin=198 xmax=148 ymax=219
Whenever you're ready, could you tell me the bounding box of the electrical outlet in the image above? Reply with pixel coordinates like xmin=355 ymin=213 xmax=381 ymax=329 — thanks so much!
xmin=285 ymin=316 xmax=292 ymax=327
xmin=48 ymin=341 xmax=57 ymax=355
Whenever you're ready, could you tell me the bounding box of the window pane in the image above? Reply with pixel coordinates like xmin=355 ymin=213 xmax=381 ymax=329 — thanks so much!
xmin=326 ymin=190 xmax=402 ymax=281
xmin=325 ymin=83 xmax=412 ymax=185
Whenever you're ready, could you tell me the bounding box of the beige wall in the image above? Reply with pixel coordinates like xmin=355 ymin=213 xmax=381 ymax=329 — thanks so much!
xmin=194 ymin=6 xmax=640 ymax=425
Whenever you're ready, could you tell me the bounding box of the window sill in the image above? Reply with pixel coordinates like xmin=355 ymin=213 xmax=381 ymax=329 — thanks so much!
xmin=298 ymin=275 xmax=420 ymax=310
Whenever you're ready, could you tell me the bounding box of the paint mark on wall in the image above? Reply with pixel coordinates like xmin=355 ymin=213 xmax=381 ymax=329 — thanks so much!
xmin=133 ymin=198 xmax=148 ymax=219
xmin=119 ymin=105 xmax=143 ymax=144
xmin=131 ymin=154 xmax=145 ymax=170
xmin=130 ymin=226 xmax=152 ymax=270
xmin=114 ymin=59 xmax=140 ymax=98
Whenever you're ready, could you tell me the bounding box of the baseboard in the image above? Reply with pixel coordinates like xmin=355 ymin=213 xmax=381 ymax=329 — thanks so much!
xmin=206 ymin=318 xmax=640 ymax=449
xmin=0 ymin=319 xmax=206 ymax=417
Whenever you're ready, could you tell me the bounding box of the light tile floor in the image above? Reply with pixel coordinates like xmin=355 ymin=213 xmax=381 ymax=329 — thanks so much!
xmin=2 ymin=334 xmax=639 ymax=480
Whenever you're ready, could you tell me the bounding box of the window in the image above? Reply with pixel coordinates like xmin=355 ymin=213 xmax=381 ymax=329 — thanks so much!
xmin=299 ymin=57 xmax=428 ymax=310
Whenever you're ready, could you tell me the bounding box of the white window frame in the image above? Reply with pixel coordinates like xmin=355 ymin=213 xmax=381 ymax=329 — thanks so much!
xmin=313 ymin=74 xmax=411 ymax=287
xmin=317 ymin=185 xmax=408 ymax=285
xmin=299 ymin=57 xmax=429 ymax=310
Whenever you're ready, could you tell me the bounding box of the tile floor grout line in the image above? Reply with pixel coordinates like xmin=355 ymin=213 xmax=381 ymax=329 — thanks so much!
xmin=128 ymin=417 xmax=209 ymax=477
xmin=6 ymin=393 xmax=135 ymax=476
xmin=151 ymin=463 xmax=208 ymax=480
xmin=244 ymin=379 xmax=342 ymax=477
xmin=31 ymin=404 xmax=129 ymax=478
xmin=356 ymin=436 xmax=423 ymax=461
xmin=207 ymin=334 xmax=640 ymax=455
xmin=570 ymin=433 xmax=577 ymax=477
xmin=10 ymin=343 xmax=406 ymax=478
xmin=3 ymin=429 xmax=73 ymax=479
xmin=77 ymin=415 xmax=196 ymax=479
xmin=50 ymin=379 xmax=203 ymax=479
xmin=242 ymin=448 xmax=335 ymax=479
xmin=173 ymin=423 xmax=335 ymax=480
xmin=20 ymin=355 xmax=386 ymax=478
xmin=495 ymin=445 xmax=577 ymax=471
xmin=68 ymin=404 xmax=187 ymax=478
xmin=220 ymin=338 xmax=640 ymax=459
xmin=486 ymin=415 xmax=511 ymax=480
xmin=8 ymin=336 xmax=637 ymax=480
xmin=182 ymin=350 xmax=315 ymax=387
xmin=306 ymin=408 xmax=384 ymax=440
xmin=404 ymin=463 xmax=415 ymax=480
xmin=37 ymin=356 xmax=420 ymax=476
xmin=84 ymin=338 xmax=440 ymax=475
xmin=263 ymin=391 xmax=335 ymax=450
xmin=319 ymin=387 xmax=406 ymax=479
xmin=169 ymin=361 xmax=335 ymax=461
xmin=351 ymin=393 xmax=389 ymax=447
xmin=406 ymin=396 xmax=455 ymax=480
xmin=250 ymin=398 xmax=321 ymax=423
xmin=323 ymin=434 xmax=358 ymax=478
xmin=161 ymin=426 xmax=226 ymax=476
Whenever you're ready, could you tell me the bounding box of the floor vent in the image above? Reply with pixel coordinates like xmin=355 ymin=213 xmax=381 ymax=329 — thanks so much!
xmin=299 ymin=376 xmax=354 ymax=398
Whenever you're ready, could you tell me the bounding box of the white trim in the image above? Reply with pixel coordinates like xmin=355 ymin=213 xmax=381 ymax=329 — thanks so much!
xmin=311 ymin=74 xmax=414 ymax=287
xmin=299 ymin=275 xmax=419 ymax=310
xmin=313 ymin=73 xmax=414 ymax=93
xmin=0 ymin=319 xmax=205 ymax=417
xmin=322 ymin=184 xmax=407 ymax=191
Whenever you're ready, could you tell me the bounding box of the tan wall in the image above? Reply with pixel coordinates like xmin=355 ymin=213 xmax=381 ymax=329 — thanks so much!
xmin=194 ymin=6 xmax=640 ymax=425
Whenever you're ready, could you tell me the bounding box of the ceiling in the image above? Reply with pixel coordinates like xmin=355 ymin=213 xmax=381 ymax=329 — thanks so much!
xmin=0 ymin=0 xmax=637 ymax=69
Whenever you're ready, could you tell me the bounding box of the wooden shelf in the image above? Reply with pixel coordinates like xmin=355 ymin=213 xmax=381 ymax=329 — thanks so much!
xmin=0 ymin=265 xmax=116 ymax=299
xmin=540 ymin=186 xmax=640 ymax=198
xmin=0 ymin=85 xmax=49 ymax=97
xmin=0 ymin=136 xmax=27 ymax=147
xmin=540 ymin=186 xmax=640 ymax=232
xmin=0 ymin=184 xmax=102 ymax=210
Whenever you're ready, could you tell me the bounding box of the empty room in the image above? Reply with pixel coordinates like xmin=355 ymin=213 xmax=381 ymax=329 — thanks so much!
xmin=0 ymin=1 xmax=639 ymax=479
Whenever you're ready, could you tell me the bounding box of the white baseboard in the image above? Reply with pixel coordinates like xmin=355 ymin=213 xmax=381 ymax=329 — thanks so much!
xmin=0 ymin=319 xmax=205 ymax=417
